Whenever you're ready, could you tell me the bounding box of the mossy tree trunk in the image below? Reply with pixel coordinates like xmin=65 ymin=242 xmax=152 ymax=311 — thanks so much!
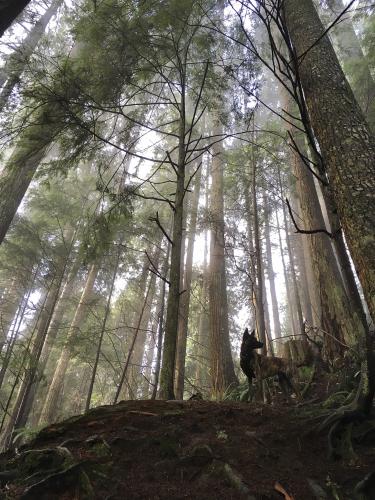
xmin=283 ymin=0 xmax=375 ymax=326
xmin=38 ymin=261 xmax=100 ymax=426
xmin=283 ymin=0 xmax=375 ymax=412
xmin=208 ymin=122 xmax=238 ymax=398
xmin=322 ymin=0 xmax=375 ymax=131
xmin=175 ymin=164 xmax=202 ymax=399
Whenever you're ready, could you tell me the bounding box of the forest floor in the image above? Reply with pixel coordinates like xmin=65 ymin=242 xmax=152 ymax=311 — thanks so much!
xmin=0 ymin=388 xmax=375 ymax=500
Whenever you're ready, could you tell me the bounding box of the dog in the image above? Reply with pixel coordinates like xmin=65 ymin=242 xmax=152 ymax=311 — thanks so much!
xmin=240 ymin=328 xmax=301 ymax=400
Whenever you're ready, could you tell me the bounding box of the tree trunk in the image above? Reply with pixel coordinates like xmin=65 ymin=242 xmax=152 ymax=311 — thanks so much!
xmin=0 ymin=264 xmax=39 ymax=390
xmin=263 ymin=191 xmax=282 ymax=340
xmin=322 ymin=0 xmax=375 ymax=130
xmin=279 ymin=170 xmax=305 ymax=340
xmin=151 ymin=243 xmax=170 ymax=400
xmin=38 ymin=261 xmax=100 ymax=426
xmin=0 ymin=0 xmax=62 ymax=111
xmin=159 ymin=79 xmax=187 ymax=399
xmin=289 ymin=133 xmax=366 ymax=355
xmin=261 ymin=259 xmax=274 ymax=356
xmin=0 ymin=0 xmax=31 ymax=37
xmin=2 ymin=231 xmax=74 ymax=442
xmin=0 ymin=278 xmax=23 ymax=351
xmin=28 ymin=258 xmax=81 ymax=426
xmin=85 ymin=245 xmax=121 ymax=412
xmin=208 ymin=122 xmax=238 ymax=398
xmin=292 ymin=222 xmax=314 ymax=326
xmin=195 ymin=172 xmax=210 ymax=395
xmin=243 ymin=179 xmax=256 ymax=325
xmin=175 ymin=164 xmax=202 ymax=399
xmin=0 ymin=108 xmax=60 ymax=245
xmin=128 ymin=248 xmax=160 ymax=398
xmin=275 ymin=209 xmax=296 ymax=337
xmin=114 ymin=272 xmax=153 ymax=403
xmin=283 ymin=0 xmax=375 ymax=325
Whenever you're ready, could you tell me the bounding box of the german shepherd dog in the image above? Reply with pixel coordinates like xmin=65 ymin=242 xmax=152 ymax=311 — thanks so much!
xmin=240 ymin=328 xmax=301 ymax=400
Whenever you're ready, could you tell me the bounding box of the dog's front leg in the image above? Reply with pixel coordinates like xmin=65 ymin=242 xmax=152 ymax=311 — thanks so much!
xmin=247 ymin=377 xmax=255 ymax=401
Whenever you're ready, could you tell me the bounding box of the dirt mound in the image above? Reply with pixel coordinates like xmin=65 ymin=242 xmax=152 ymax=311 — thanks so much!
xmin=0 ymin=400 xmax=373 ymax=499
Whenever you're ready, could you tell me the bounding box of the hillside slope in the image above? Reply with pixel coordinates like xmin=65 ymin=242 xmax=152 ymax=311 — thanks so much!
xmin=0 ymin=400 xmax=373 ymax=499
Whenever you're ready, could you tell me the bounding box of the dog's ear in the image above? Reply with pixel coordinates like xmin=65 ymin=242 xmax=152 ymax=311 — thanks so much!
xmin=243 ymin=328 xmax=249 ymax=339
xmin=250 ymin=329 xmax=255 ymax=337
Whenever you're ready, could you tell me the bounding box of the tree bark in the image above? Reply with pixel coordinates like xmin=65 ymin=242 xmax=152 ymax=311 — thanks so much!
xmin=289 ymin=135 xmax=366 ymax=355
xmin=0 ymin=278 xmax=23 ymax=351
xmin=0 ymin=0 xmax=31 ymax=38
xmin=283 ymin=0 xmax=375 ymax=325
xmin=114 ymin=271 xmax=153 ymax=403
xmin=128 ymin=248 xmax=160 ymax=398
xmin=263 ymin=190 xmax=282 ymax=340
xmin=175 ymin=164 xmax=202 ymax=399
xmin=2 ymin=231 xmax=74 ymax=443
xmin=279 ymin=170 xmax=305 ymax=340
xmin=322 ymin=0 xmax=375 ymax=130
xmin=0 ymin=0 xmax=63 ymax=111
xmin=0 ymin=107 xmax=62 ymax=245
xmin=275 ymin=208 xmax=296 ymax=337
xmin=159 ymin=75 xmax=187 ymax=399
xmin=85 ymin=245 xmax=121 ymax=412
xmin=195 ymin=172 xmax=210 ymax=394
xmin=38 ymin=261 xmax=100 ymax=426
xmin=151 ymin=243 xmax=170 ymax=400
xmin=27 ymin=257 xmax=81 ymax=426
xmin=208 ymin=122 xmax=238 ymax=398
xmin=0 ymin=264 xmax=39 ymax=391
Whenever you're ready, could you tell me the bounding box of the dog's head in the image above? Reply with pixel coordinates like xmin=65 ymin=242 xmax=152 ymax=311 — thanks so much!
xmin=242 ymin=328 xmax=264 ymax=350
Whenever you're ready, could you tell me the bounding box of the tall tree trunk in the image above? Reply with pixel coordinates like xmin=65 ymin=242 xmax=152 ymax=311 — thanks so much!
xmin=128 ymin=248 xmax=160 ymax=398
xmin=275 ymin=209 xmax=296 ymax=337
xmin=320 ymin=184 xmax=368 ymax=331
xmin=38 ymin=261 xmax=100 ymax=426
xmin=289 ymin=132 xmax=367 ymax=355
xmin=85 ymin=245 xmax=122 ymax=412
xmin=0 ymin=279 xmax=23 ymax=351
xmin=300 ymin=220 xmax=322 ymax=328
xmin=251 ymin=160 xmax=267 ymax=354
xmin=263 ymin=191 xmax=282 ymax=340
xmin=114 ymin=272 xmax=153 ymax=403
xmin=28 ymin=258 xmax=81 ymax=426
xmin=0 ymin=264 xmax=39 ymax=390
xmin=208 ymin=122 xmax=238 ymax=398
xmin=243 ymin=180 xmax=256 ymax=324
xmin=261 ymin=260 xmax=274 ymax=356
xmin=322 ymin=0 xmax=375 ymax=130
xmin=159 ymin=75 xmax=187 ymax=399
xmin=0 ymin=290 xmax=50 ymax=447
xmin=283 ymin=0 xmax=375 ymax=326
xmin=292 ymin=223 xmax=314 ymax=326
xmin=175 ymin=164 xmax=202 ymax=399
xmin=151 ymin=243 xmax=170 ymax=400
xmin=282 ymin=2 xmax=375 ymax=411
xmin=0 ymin=0 xmax=31 ymax=37
xmin=279 ymin=170 xmax=305 ymax=340
xmin=0 ymin=107 xmax=61 ymax=245
xmin=195 ymin=173 xmax=210 ymax=394
xmin=0 ymin=0 xmax=62 ymax=111
xmin=2 ymin=231 xmax=74 ymax=443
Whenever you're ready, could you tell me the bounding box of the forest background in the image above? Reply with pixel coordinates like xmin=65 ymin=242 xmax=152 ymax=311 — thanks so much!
xmin=0 ymin=0 xmax=374 ymax=452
